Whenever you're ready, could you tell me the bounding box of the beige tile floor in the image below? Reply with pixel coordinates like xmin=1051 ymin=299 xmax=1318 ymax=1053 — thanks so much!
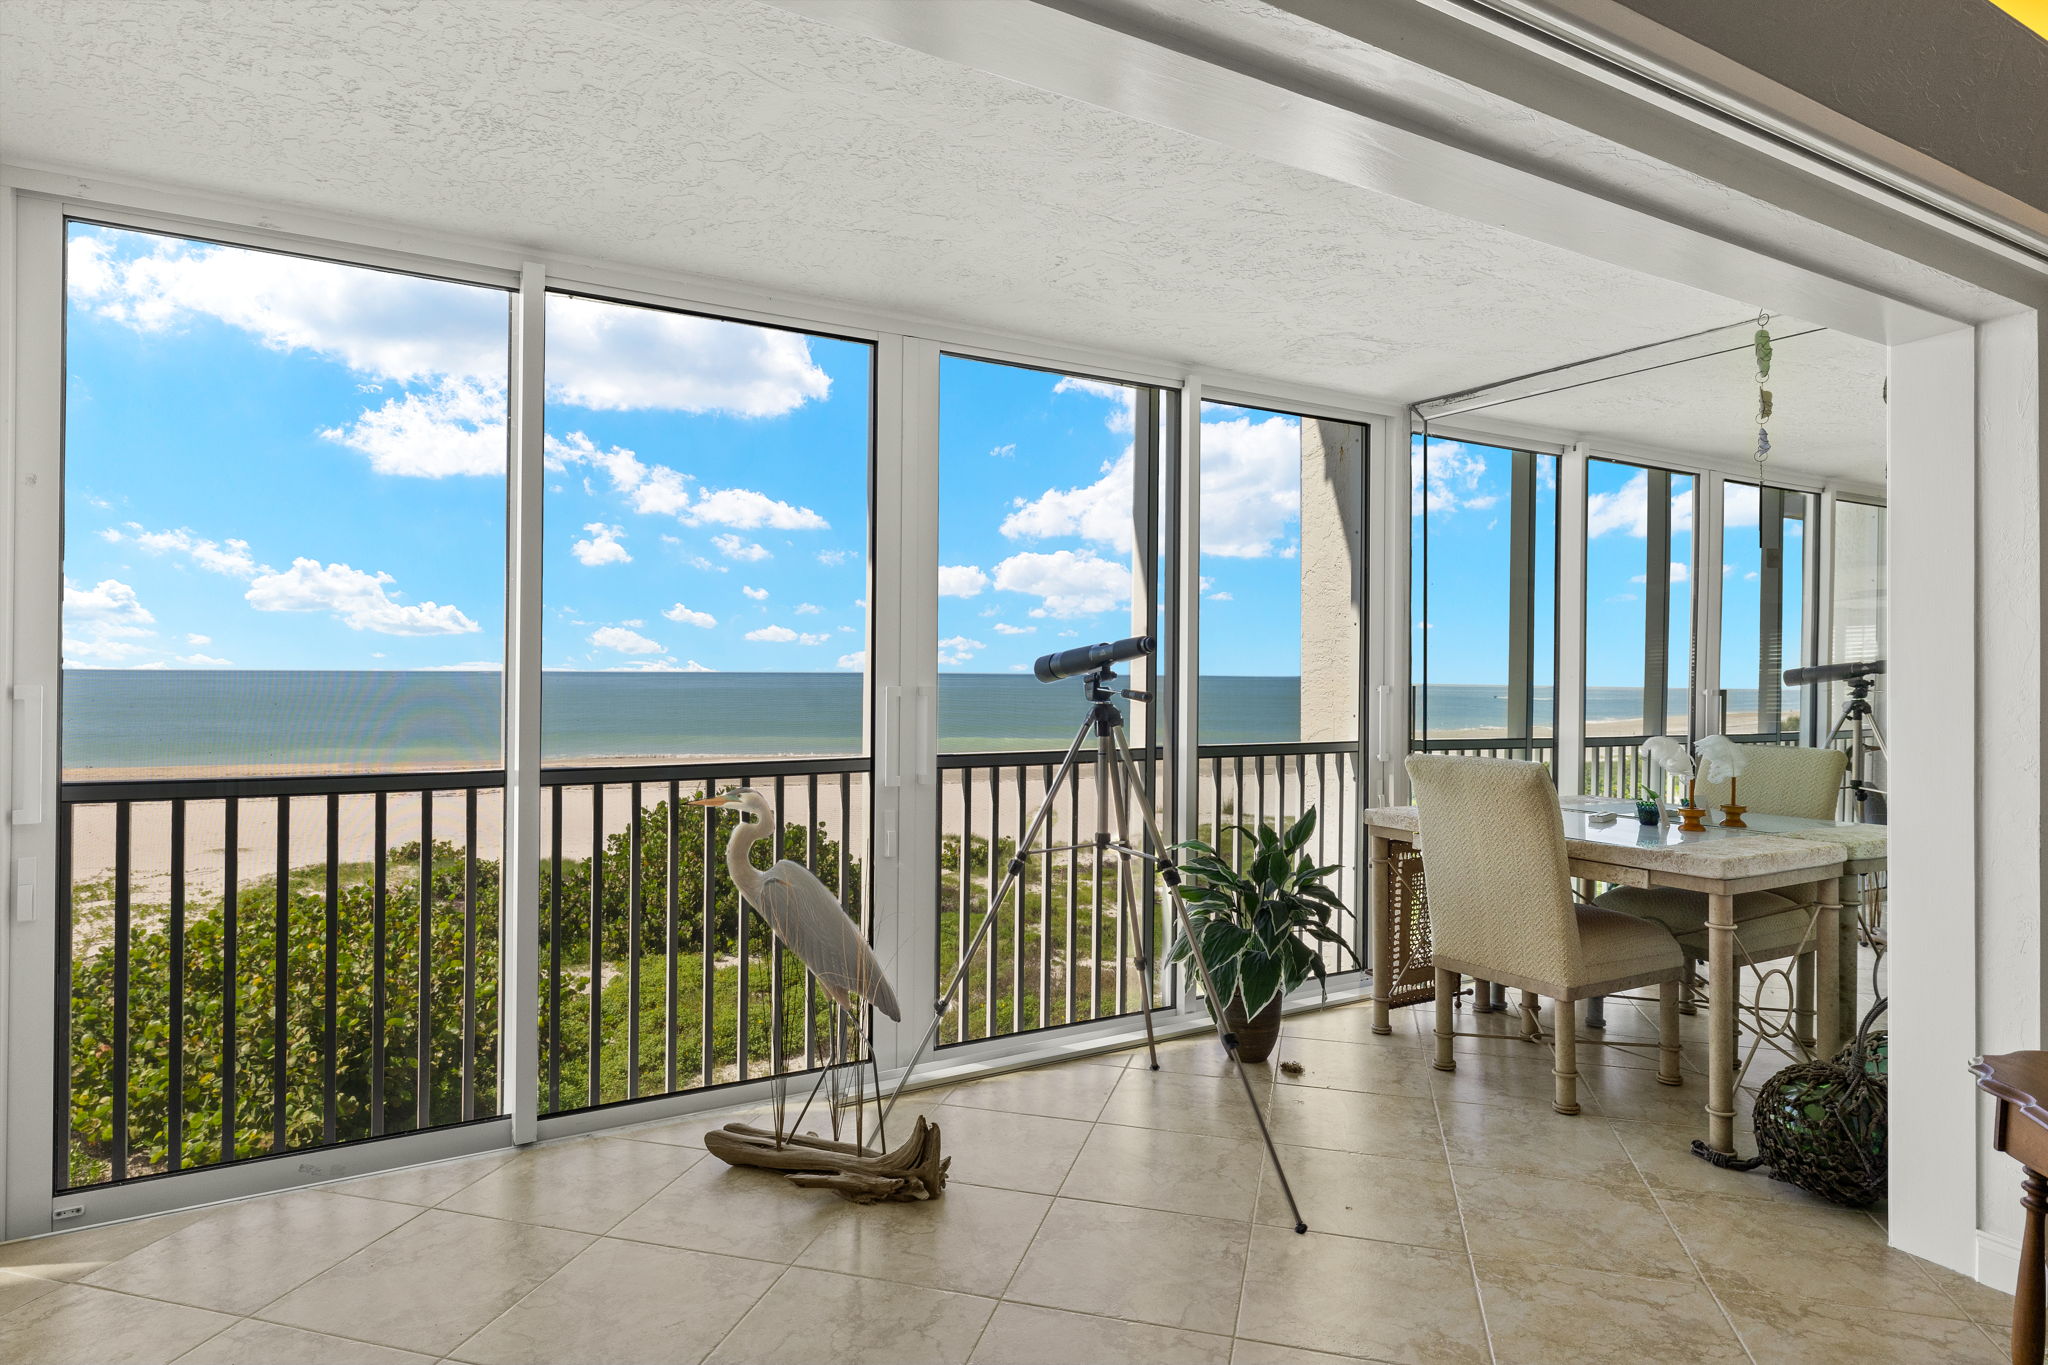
xmin=0 ymin=986 xmax=2008 ymax=1364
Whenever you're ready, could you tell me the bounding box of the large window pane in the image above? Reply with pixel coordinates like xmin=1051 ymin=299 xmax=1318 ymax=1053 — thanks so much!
xmin=1720 ymin=482 xmax=1812 ymax=736
xmin=540 ymin=292 xmax=872 ymax=761
xmin=1411 ymin=436 xmax=1558 ymax=753
xmin=60 ymin=221 xmax=512 ymax=1185
xmin=1582 ymin=459 xmax=1693 ymax=796
xmin=63 ymin=222 xmax=510 ymax=775
xmin=1827 ymin=499 xmax=1887 ymax=816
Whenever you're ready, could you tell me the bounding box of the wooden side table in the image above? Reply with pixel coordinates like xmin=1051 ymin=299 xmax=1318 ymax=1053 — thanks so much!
xmin=1971 ymin=1051 xmax=2048 ymax=1364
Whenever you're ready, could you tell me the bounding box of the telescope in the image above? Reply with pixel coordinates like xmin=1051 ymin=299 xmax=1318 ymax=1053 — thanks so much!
xmin=1033 ymin=635 xmax=1155 ymax=683
xmin=1783 ymin=659 xmax=1884 ymax=687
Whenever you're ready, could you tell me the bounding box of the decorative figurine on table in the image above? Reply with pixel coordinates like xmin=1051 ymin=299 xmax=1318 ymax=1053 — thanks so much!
xmin=1695 ymin=734 xmax=1750 ymax=828
xmin=1640 ymin=737 xmax=1706 ymax=832
xmin=1633 ymin=785 xmax=1663 ymax=826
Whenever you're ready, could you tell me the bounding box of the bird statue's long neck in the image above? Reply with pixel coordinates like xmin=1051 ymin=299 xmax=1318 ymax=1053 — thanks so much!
xmin=726 ymin=811 xmax=771 ymax=899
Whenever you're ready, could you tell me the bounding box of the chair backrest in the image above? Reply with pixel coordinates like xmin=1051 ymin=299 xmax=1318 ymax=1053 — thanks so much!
xmin=1405 ymin=755 xmax=1581 ymax=984
xmin=1694 ymin=744 xmax=1847 ymax=820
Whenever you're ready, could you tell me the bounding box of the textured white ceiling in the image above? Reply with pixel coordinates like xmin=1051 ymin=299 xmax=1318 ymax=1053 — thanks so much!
xmin=0 ymin=0 xmax=1885 ymax=481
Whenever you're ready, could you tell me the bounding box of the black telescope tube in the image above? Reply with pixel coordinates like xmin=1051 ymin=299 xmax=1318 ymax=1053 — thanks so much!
xmin=1783 ymin=659 xmax=1885 ymax=687
xmin=1033 ymin=635 xmax=1156 ymax=683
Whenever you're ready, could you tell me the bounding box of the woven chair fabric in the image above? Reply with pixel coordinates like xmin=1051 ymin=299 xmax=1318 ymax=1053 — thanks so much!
xmin=1694 ymin=745 xmax=1848 ymax=820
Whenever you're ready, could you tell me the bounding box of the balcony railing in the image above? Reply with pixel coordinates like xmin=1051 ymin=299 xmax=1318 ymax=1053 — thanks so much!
xmin=935 ymin=738 xmax=1366 ymax=1050
xmin=55 ymin=758 xmax=868 ymax=1191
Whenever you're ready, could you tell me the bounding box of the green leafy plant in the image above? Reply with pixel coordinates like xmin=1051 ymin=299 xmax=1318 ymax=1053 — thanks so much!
xmin=1166 ymin=807 xmax=1351 ymax=1019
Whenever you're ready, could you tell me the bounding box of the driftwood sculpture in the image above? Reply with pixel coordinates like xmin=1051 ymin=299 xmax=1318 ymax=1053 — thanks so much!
xmin=689 ymin=788 xmax=942 ymax=1203
xmin=702 ymin=1116 xmax=949 ymax=1203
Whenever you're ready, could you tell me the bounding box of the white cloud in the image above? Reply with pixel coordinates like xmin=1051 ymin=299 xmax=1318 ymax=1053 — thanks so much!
xmin=714 ymin=534 xmax=771 ymax=562
xmin=1208 ymin=591 xmax=1234 ymax=601
xmin=687 ymin=555 xmax=726 ymax=573
xmin=990 ymin=443 xmax=1016 ymax=458
xmin=1411 ymin=439 xmax=1494 ymax=516
xmin=938 ymin=564 xmax=991 ymax=598
xmin=322 ymin=377 xmax=505 ymax=477
xmin=175 ymin=653 xmax=234 ymax=667
xmin=742 ymin=585 xmax=770 ymax=601
xmin=817 ymin=548 xmax=851 ymax=566
xmin=992 ymin=622 xmax=1035 ymax=635
xmin=121 ymin=524 xmax=260 ymax=576
xmin=63 ymin=577 xmax=157 ymax=662
xmin=67 ymin=232 xmax=509 ymax=386
xmin=1052 ymin=375 xmax=1136 ymax=434
xmin=937 ymin=635 xmax=986 ymax=666
xmin=97 ymin=527 xmax=122 ymax=543
xmin=746 ymin=624 xmax=829 ymax=644
xmin=1630 ymin=562 xmax=1691 ymax=586
xmin=606 ymin=657 xmax=712 ymax=672
xmin=422 ymin=660 xmax=502 ymax=671
xmin=589 ymin=625 xmax=664 ymax=655
xmin=837 ymin=650 xmax=866 ymax=670
xmin=571 ymin=522 xmax=631 ymax=567
xmin=1198 ymin=414 xmax=1302 ymax=557
xmin=662 ymin=602 xmax=717 ymax=628
xmin=544 ymin=292 xmax=830 ymax=416
xmin=794 ymin=602 xmax=822 ymax=615
xmin=993 ymin=549 xmax=1130 ymax=618
xmin=185 ymin=633 xmax=211 ymax=646
xmin=245 ymin=559 xmax=480 ymax=635
xmin=1586 ymin=470 xmax=1710 ymax=539
xmin=678 ymin=487 xmax=827 ymax=531
xmin=1001 ymin=452 xmax=1134 ymax=551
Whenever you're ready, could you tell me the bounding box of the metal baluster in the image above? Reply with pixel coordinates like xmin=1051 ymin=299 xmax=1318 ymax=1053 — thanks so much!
xmin=548 ymin=785 xmax=563 ymax=1113
xmin=323 ymin=796 xmax=339 ymax=1144
xmin=628 ymin=781 xmax=643 ymax=1099
xmin=589 ymin=785 xmax=604 ymax=1107
xmin=369 ymin=795 xmax=383 ymax=1138
xmin=770 ymin=775 xmax=785 ymax=1077
xmin=803 ymin=773 xmax=819 ymax=1070
xmin=276 ymin=796 xmax=290 ymax=1150
xmin=417 ymin=793 xmax=433 ymax=1130
xmin=169 ymin=800 xmax=186 ymax=1171
xmin=984 ymin=767 xmax=999 ymax=1039
xmin=1065 ymin=770 xmax=1079 ymax=1026
xmin=665 ymin=781 xmax=680 ymax=1096
xmin=1013 ymin=764 xmax=1026 ymax=1034
xmin=1038 ymin=763 xmax=1052 ymax=1030
xmin=462 ymin=788 xmax=478 ymax=1123
xmin=54 ymin=804 xmax=73 ymax=1188
xmin=224 ymin=797 xmax=241 ymax=1159
xmin=736 ymin=776 xmax=754 ymax=1082
xmin=700 ymin=779 xmax=717 ymax=1087
xmin=1090 ymin=757 xmax=1103 ymax=1020
xmin=957 ymin=768 xmax=971 ymax=1044
xmin=112 ymin=803 xmax=131 ymax=1180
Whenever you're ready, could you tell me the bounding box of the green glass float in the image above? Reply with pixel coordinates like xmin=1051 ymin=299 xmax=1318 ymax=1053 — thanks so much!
xmin=1693 ymin=998 xmax=1887 ymax=1207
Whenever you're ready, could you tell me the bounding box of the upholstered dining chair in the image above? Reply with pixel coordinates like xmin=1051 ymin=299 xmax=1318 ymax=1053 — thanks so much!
xmin=1406 ymin=754 xmax=1687 ymax=1116
xmin=1594 ymin=745 xmax=1848 ymax=1035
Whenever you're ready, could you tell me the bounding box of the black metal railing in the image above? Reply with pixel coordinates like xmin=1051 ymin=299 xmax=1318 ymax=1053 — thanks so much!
xmin=55 ymin=757 xmax=868 ymax=1191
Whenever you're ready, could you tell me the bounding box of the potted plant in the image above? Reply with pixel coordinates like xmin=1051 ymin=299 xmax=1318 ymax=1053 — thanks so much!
xmin=1634 ymin=785 xmax=1663 ymax=826
xmin=1167 ymin=807 xmax=1351 ymax=1063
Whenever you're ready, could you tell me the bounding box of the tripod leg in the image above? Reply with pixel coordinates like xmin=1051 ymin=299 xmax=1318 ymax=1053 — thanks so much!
xmin=1107 ymin=728 xmax=1311 ymax=1234
xmin=1104 ymin=744 xmax=1160 ymax=1069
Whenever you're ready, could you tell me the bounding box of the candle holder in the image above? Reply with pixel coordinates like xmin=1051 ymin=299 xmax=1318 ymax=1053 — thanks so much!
xmin=1718 ymin=774 xmax=1748 ymax=828
xmin=1676 ymin=780 xmax=1708 ymax=833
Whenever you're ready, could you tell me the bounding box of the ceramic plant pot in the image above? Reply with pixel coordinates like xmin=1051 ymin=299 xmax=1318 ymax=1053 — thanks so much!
xmin=1224 ymin=996 xmax=1285 ymax=1063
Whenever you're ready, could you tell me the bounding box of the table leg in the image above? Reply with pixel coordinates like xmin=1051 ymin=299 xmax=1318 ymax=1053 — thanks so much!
xmin=1370 ymin=834 xmax=1393 ymax=1035
xmin=1837 ymin=872 xmax=1862 ymax=1041
xmin=1815 ymin=885 xmax=1842 ymax=1059
xmin=1706 ymin=890 xmax=1737 ymax=1154
xmin=2018 ymin=1167 xmax=2046 ymax=1365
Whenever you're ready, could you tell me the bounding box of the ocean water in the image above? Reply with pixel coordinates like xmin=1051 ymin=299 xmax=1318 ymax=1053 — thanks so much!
xmin=59 ymin=672 xmax=1777 ymax=775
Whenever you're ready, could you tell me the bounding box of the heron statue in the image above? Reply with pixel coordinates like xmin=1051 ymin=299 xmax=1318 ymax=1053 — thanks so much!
xmin=688 ymin=787 xmax=946 ymax=1203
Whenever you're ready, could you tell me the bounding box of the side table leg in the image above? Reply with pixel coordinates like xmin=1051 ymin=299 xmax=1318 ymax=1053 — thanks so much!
xmin=2017 ymin=1167 xmax=2046 ymax=1365
xmin=1706 ymin=891 xmax=1737 ymax=1154
xmin=1370 ymin=835 xmax=1394 ymax=1035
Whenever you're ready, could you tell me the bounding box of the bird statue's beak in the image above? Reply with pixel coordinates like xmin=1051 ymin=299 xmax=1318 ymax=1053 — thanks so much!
xmin=688 ymin=794 xmax=737 ymax=807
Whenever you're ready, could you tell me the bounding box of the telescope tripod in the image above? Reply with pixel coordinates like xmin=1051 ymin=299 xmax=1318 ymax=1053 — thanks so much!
xmin=1823 ymin=674 xmax=1888 ymax=822
xmin=881 ymin=665 xmax=1309 ymax=1233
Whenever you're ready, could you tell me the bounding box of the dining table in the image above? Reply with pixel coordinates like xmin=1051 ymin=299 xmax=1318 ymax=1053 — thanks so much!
xmin=1363 ymin=796 xmax=1888 ymax=1155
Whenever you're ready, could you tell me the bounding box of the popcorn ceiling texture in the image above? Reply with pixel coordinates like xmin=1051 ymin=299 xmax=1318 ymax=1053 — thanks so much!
xmin=1 ymin=0 xmax=1884 ymax=474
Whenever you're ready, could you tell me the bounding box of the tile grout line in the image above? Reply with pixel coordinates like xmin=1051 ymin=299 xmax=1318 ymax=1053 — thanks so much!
xmin=1620 ymin=1136 xmax=1762 ymax=1365
xmin=1421 ymin=1029 xmax=1501 ymax=1365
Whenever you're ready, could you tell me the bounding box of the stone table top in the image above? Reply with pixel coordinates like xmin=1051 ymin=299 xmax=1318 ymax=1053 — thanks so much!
xmin=1363 ymin=801 xmax=1856 ymax=884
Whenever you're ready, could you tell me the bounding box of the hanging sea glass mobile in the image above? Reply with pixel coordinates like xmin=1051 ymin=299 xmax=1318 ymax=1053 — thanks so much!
xmin=1754 ymin=314 xmax=1773 ymax=469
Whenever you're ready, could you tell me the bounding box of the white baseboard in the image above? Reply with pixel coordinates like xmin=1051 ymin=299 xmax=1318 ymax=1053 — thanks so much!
xmin=1977 ymin=1228 xmax=2021 ymax=1293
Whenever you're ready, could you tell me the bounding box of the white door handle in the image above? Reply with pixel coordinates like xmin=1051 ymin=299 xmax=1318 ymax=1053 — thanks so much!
xmin=12 ymin=684 xmax=44 ymax=826
xmin=915 ymin=685 xmax=935 ymax=785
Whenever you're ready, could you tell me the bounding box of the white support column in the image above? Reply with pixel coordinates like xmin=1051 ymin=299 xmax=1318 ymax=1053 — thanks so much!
xmin=1694 ymin=470 xmax=1726 ymax=739
xmin=1375 ymin=413 xmax=1414 ymax=807
xmin=1810 ymin=487 xmax=1837 ymax=748
xmin=873 ymin=336 xmax=938 ymax=1073
xmin=3 ymin=196 xmax=63 ymax=1239
xmin=1555 ymin=445 xmax=1589 ymax=795
xmin=1887 ymin=327 xmax=1980 ymax=1276
xmin=1171 ymin=381 xmax=1204 ymax=855
xmin=501 ymin=263 xmax=546 ymax=1147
